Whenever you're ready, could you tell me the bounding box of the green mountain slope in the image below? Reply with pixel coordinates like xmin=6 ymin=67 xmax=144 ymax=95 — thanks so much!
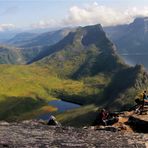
xmin=33 ymin=24 xmax=148 ymax=111
xmin=2 ymin=28 xmax=74 ymax=64
xmin=102 ymin=65 xmax=148 ymax=110
xmin=56 ymin=65 xmax=148 ymax=127
xmin=21 ymin=28 xmax=74 ymax=48
xmin=0 ymin=45 xmax=25 ymax=64
xmin=1 ymin=24 xmax=148 ymax=125
xmin=5 ymin=29 xmax=72 ymax=48
xmin=33 ymin=24 xmax=125 ymax=78
xmin=0 ymin=45 xmax=43 ymax=64
xmin=6 ymin=32 xmax=38 ymax=47
xmin=0 ymin=64 xmax=100 ymax=120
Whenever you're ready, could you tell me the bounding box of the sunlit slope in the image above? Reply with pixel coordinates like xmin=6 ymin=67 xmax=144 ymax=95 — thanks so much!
xmin=0 ymin=65 xmax=95 ymax=100
xmin=0 ymin=64 xmax=103 ymax=120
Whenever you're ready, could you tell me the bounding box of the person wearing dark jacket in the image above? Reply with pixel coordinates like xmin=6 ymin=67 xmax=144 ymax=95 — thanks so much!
xmin=97 ymin=109 xmax=119 ymax=126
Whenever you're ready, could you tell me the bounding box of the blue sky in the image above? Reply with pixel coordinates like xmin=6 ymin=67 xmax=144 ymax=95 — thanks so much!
xmin=0 ymin=0 xmax=148 ymax=31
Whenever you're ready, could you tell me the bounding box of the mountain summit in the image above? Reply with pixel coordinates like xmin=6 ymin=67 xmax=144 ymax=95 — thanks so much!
xmin=30 ymin=24 xmax=124 ymax=78
xmin=131 ymin=17 xmax=148 ymax=32
xmin=104 ymin=17 xmax=148 ymax=69
xmin=30 ymin=24 xmax=148 ymax=110
xmin=105 ymin=17 xmax=148 ymax=54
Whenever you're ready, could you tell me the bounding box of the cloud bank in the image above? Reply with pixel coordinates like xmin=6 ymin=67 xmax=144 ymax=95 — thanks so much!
xmin=31 ymin=19 xmax=61 ymax=29
xmin=63 ymin=3 xmax=148 ymax=26
xmin=0 ymin=24 xmax=16 ymax=32
xmin=32 ymin=2 xmax=148 ymax=29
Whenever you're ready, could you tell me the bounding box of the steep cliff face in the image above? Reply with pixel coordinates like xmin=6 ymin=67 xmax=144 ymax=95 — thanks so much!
xmin=0 ymin=120 xmax=147 ymax=148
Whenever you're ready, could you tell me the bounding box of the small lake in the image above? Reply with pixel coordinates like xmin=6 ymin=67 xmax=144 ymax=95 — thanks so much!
xmin=38 ymin=100 xmax=80 ymax=120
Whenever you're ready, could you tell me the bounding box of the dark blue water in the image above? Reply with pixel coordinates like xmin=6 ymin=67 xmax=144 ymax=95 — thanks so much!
xmin=120 ymin=54 xmax=148 ymax=70
xmin=48 ymin=100 xmax=80 ymax=111
xmin=38 ymin=100 xmax=80 ymax=120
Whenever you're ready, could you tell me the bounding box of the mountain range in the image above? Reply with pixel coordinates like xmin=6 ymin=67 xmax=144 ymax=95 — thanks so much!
xmin=2 ymin=17 xmax=148 ymax=67
xmin=6 ymin=28 xmax=74 ymax=48
xmin=104 ymin=17 xmax=148 ymax=69
xmin=0 ymin=45 xmax=24 ymax=64
xmin=31 ymin=24 xmax=125 ymax=78
xmin=0 ymin=28 xmax=74 ymax=64
xmin=31 ymin=24 xmax=148 ymax=111
xmin=0 ymin=21 xmax=148 ymax=124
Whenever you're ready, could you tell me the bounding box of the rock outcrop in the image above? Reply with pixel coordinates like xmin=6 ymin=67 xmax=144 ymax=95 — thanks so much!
xmin=0 ymin=120 xmax=147 ymax=148
xmin=128 ymin=114 xmax=148 ymax=133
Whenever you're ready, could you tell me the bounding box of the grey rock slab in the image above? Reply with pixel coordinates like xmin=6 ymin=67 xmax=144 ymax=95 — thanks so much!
xmin=0 ymin=121 xmax=147 ymax=148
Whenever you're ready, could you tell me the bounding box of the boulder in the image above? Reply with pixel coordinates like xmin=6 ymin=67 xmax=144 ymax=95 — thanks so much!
xmin=128 ymin=115 xmax=148 ymax=133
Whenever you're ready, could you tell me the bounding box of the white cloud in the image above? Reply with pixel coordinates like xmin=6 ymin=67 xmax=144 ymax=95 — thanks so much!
xmin=31 ymin=19 xmax=61 ymax=29
xmin=32 ymin=2 xmax=148 ymax=29
xmin=0 ymin=24 xmax=16 ymax=32
xmin=63 ymin=3 xmax=148 ymax=26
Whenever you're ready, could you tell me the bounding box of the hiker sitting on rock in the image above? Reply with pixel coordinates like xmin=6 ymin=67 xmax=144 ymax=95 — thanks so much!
xmin=47 ymin=115 xmax=61 ymax=126
xmin=97 ymin=108 xmax=119 ymax=126
xmin=140 ymin=90 xmax=148 ymax=113
xmin=143 ymin=90 xmax=148 ymax=105
xmin=134 ymin=98 xmax=144 ymax=114
xmin=134 ymin=90 xmax=148 ymax=114
xmin=140 ymin=90 xmax=148 ymax=112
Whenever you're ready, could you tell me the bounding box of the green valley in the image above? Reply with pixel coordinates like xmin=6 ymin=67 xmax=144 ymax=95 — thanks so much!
xmin=0 ymin=24 xmax=148 ymax=127
xmin=0 ymin=64 xmax=100 ymax=121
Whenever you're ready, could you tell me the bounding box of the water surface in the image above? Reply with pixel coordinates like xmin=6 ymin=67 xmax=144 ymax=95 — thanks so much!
xmin=120 ymin=54 xmax=148 ymax=70
xmin=38 ymin=100 xmax=80 ymax=120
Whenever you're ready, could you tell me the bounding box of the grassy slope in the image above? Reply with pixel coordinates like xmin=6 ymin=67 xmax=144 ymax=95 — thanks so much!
xmin=0 ymin=64 xmax=104 ymax=121
xmin=56 ymin=65 xmax=148 ymax=127
xmin=56 ymin=104 xmax=98 ymax=127
xmin=1 ymin=25 xmax=148 ymax=125
xmin=29 ymin=25 xmax=148 ymax=126
xmin=100 ymin=65 xmax=148 ymax=111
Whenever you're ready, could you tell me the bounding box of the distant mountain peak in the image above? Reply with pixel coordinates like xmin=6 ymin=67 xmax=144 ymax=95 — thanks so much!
xmin=134 ymin=17 xmax=148 ymax=22
xmin=82 ymin=24 xmax=103 ymax=31
xmin=70 ymin=24 xmax=114 ymax=51
xmin=29 ymin=24 xmax=117 ymax=64
xmin=54 ymin=24 xmax=113 ymax=50
xmin=130 ymin=17 xmax=148 ymax=32
xmin=80 ymin=24 xmax=106 ymax=46
xmin=104 ymin=16 xmax=148 ymax=70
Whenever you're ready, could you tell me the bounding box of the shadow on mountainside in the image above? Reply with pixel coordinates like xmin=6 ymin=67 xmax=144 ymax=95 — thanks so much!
xmin=0 ymin=95 xmax=46 ymax=121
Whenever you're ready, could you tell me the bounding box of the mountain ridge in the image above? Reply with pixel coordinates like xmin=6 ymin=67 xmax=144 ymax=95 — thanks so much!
xmin=104 ymin=17 xmax=148 ymax=54
xmin=0 ymin=23 xmax=148 ymax=124
xmin=31 ymin=24 xmax=125 ymax=79
xmin=0 ymin=45 xmax=25 ymax=64
xmin=104 ymin=17 xmax=148 ymax=69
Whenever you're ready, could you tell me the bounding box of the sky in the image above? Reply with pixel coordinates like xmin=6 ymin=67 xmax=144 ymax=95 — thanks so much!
xmin=0 ymin=0 xmax=148 ymax=31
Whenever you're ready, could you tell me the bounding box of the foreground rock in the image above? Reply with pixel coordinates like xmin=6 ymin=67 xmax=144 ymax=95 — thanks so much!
xmin=128 ymin=114 xmax=148 ymax=133
xmin=0 ymin=120 xmax=147 ymax=148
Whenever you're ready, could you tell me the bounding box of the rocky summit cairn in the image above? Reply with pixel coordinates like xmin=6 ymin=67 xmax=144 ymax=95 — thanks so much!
xmin=0 ymin=120 xmax=147 ymax=148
